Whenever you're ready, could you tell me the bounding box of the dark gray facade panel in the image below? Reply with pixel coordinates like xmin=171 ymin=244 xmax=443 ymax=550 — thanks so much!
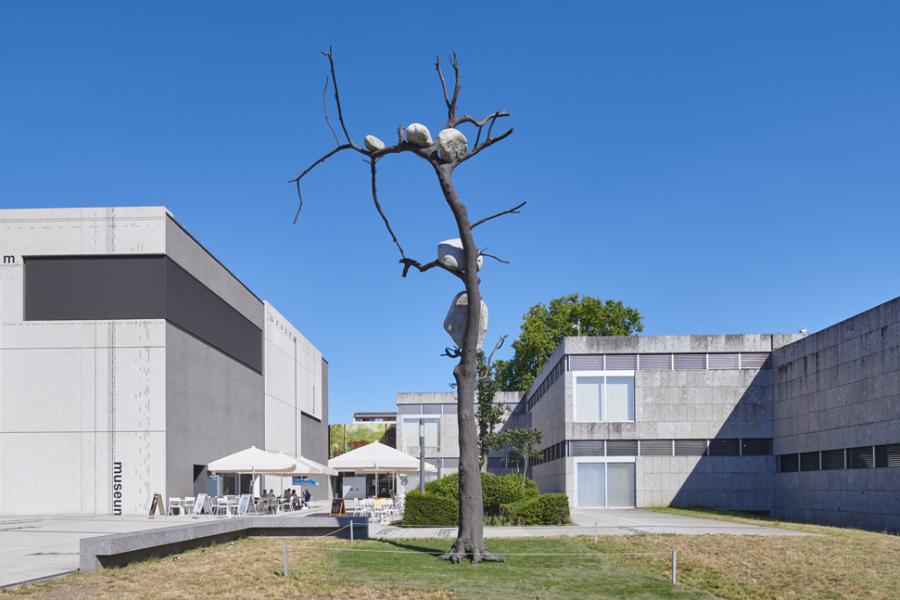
xmin=165 ymin=324 xmax=264 ymax=499
xmin=165 ymin=259 xmax=262 ymax=372
xmin=24 ymin=255 xmax=262 ymax=372
xmin=24 ymin=255 xmax=167 ymax=321
xmin=301 ymin=361 xmax=328 ymax=501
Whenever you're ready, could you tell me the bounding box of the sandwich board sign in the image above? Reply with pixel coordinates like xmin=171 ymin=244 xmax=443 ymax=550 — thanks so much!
xmin=149 ymin=493 xmax=165 ymax=517
xmin=237 ymin=493 xmax=252 ymax=515
xmin=192 ymin=493 xmax=208 ymax=515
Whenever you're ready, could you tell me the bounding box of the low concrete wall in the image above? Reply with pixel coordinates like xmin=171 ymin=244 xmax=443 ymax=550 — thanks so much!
xmin=80 ymin=515 xmax=368 ymax=572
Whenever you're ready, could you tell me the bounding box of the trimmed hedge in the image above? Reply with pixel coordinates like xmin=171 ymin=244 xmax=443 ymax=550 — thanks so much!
xmin=500 ymin=493 xmax=571 ymax=525
xmin=425 ymin=472 xmax=539 ymax=517
xmin=402 ymin=491 xmax=458 ymax=526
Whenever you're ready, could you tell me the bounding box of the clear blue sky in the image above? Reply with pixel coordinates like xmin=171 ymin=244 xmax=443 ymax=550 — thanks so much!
xmin=2 ymin=2 xmax=899 ymax=422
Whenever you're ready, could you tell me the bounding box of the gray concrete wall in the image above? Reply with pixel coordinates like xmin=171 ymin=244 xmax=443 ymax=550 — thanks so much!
xmin=165 ymin=324 xmax=264 ymax=499
xmin=528 ymin=334 xmax=796 ymax=512
xmin=165 ymin=216 xmax=263 ymax=329
xmin=772 ymin=297 xmax=900 ymax=532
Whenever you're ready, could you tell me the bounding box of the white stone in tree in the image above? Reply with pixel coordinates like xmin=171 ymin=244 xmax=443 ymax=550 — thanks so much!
xmin=405 ymin=123 xmax=433 ymax=146
xmin=443 ymin=291 xmax=488 ymax=351
xmin=437 ymin=238 xmax=482 ymax=272
xmin=436 ymin=128 xmax=468 ymax=162
xmin=364 ymin=135 xmax=385 ymax=152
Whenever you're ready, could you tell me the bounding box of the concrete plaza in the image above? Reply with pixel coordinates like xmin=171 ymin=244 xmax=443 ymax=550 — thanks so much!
xmin=369 ymin=508 xmax=809 ymax=539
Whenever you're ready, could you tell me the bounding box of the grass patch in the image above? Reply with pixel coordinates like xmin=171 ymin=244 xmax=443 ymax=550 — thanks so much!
xmin=0 ymin=537 xmax=706 ymax=600
xmin=4 ymin=512 xmax=898 ymax=599
xmin=326 ymin=537 xmax=706 ymax=599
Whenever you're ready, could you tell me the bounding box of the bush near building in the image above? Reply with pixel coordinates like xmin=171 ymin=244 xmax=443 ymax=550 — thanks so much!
xmin=500 ymin=493 xmax=571 ymax=525
xmin=425 ymin=471 xmax=538 ymax=517
xmin=405 ymin=472 xmax=566 ymax=526
xmin=402 ymin=491 xmax=458 ymax=526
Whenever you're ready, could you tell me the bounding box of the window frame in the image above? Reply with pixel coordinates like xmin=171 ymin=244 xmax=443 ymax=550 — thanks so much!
xmin=572 ymin=370 xmax=635 ymax=423
xmin=572 ymin=456 xmax=636 ymax=508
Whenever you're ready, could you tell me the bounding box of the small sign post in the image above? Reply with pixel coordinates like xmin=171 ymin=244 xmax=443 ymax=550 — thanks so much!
xmin=149 ymin=493 xmax=165 ymax=517
xmin=192 ymin=493 xmax=208 ymax=516
xmin=330 ymin=498 xmax=346 ymax=516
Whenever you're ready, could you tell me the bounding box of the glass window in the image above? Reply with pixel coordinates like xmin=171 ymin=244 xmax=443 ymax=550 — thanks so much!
xmin=403 ymin=417 xmax=440 ymax=451
xmin=575 ymin=377 xmax=603 ymax=421
xmin=605 ymin=377 xmax=634 ymax=421
xmin=607 ymin=463 xmax=635 ymax=507
xmin=577 ymin=462 xmax=605 ymax=507
xmin=421 ymin=404 xmax=442 ymax=415
xmin=397 ymin=404 xmax=421 ymax=415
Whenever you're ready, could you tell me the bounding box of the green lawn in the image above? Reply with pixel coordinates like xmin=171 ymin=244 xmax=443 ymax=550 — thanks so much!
xmin=4 ymin=510 xmax=898 ymax=599
xmin=325 ymin=537 xmax=708 ymax=600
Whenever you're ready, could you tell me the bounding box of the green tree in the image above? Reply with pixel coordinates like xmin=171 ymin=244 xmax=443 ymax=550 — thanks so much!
xmin=502 ymin=428 xmax=543 ymax=476
xmin=495 ymin=293 xmax=643 ymax=391
xmin=477 ymin=337 xmax=509 ymax=468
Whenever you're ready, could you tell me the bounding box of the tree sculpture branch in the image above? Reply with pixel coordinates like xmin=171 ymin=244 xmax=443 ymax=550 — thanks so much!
xmin=293 ymin=50 xmax=521 ymax=564
xmin=472 ymin=201 xmax=527 ymax=229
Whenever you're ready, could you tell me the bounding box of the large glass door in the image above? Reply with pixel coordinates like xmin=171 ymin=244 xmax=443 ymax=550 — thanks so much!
xmin=607 ymin=463 xmax=636 ymax=507
xmin=576 ymin=461 xmax=635 ymax=508
xmin=577 ymin=463 xmax=606 ymax=507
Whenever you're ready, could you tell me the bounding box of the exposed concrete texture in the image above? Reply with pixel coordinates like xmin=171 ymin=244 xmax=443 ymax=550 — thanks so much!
xmin=772 ymin=296 xmax=900 ymax=532
xmin=395 ymin=391 xmax=524 ymax=478
xmin=165 ymin=216 xmax=263 ymax=328
xmin=80 ymin=514 xmax=367 ymax=572
xmin=165 ymin=324 xmax=264 ymax=500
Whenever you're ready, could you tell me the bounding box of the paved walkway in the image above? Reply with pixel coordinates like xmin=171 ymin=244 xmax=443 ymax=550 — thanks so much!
xmin=0 ymin=503 xmax=331 ymax=589
xmin=371 ymin=508 xmax=808 ymax=539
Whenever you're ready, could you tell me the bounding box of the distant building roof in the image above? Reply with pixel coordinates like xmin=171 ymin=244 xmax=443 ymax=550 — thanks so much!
xmin=353 ymin=411 xmax=397 ymax=422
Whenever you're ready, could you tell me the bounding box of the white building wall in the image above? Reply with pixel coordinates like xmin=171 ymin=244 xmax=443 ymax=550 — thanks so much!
xmin=0 ymin=208 xmax=169 ymax=514
xmin=262 ymin=302 xmax=323 ymax=492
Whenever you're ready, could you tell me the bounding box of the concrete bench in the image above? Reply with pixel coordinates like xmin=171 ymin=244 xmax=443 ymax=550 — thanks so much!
xmin=80 ymin=515 xmax=368 ymax=571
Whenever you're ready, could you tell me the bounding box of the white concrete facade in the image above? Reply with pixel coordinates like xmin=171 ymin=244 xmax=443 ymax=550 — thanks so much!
xmin=0 ymin=207 xmax=327 ymax=515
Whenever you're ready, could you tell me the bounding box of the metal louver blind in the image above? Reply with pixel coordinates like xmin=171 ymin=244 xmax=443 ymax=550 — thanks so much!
xmin=709 ymin=439 xmax=740 ymax=456
xmin=740 ymin=353 xmax=769 ymax=369
xmin=569 ymin=355 xmax=605 ymax=370
xmin=821 ymin=449 xmax=845 ymax=470
xmin=606 ymin=355 xmax=637 ymax=370
xmin=674 ymin=354 xmax=706 ymax=370
xmin=674 ymin=439 xmax=708 ymax=456
xmin=606 ymin=440 xmax=638 ymax=456
xmin=741 ymin=438 xmax=771 ymax=456
xmin=708 ymin=353 xmax=740 ymax=369
xmin=570 ymin=440 xmax=605 ymax=456
xmin=875 ymin=444 xmax=900 ymax=468
xmin=639 ymin=439 xmax=673 ymax=456
xmin=847 ymin=446 xmax=875 ymax=469
xmin=638 ymin=354 xmax=672 ymax=370
xmin=800 ymin=451 xmax=820 ymax=471
xmin=779 ymin=454 xmax=799 ymax=472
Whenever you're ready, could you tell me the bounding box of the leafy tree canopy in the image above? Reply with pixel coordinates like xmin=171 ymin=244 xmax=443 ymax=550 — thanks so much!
xmin=495 ymin=293 xmax=643 ymax=391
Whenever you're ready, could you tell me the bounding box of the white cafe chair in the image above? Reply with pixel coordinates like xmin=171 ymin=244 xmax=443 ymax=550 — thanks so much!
xmin=167 ymin=497 xmax=182 ymax=516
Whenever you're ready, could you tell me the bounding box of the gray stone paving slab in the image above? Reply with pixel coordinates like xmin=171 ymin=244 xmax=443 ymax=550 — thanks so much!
xmin=370 ymin=509 xmax=810 ymax=539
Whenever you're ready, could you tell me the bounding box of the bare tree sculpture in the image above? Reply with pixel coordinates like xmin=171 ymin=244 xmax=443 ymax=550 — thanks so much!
xmin=291 ymin=48 xmax=524 ymax=563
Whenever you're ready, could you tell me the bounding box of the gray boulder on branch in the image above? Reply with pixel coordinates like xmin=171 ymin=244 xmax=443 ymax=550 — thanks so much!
xmin=444 ymin=291 xmax=488 ymax=351
xmin=364 ymin=135 xmax=385 ymax=152
xmin=405 ymin=123 xmax=433 ymax=146
xmin=437 ymin=238 xmax=483 ymax=272
xmin=437 ymin=128 xmax=468 ymax=162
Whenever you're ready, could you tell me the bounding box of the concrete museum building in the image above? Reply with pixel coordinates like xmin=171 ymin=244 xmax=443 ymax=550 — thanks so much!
xmin=527 ymin=298 xmax=900 ymax=532
xmin=0 ymin=207 xmax=328 ymax=515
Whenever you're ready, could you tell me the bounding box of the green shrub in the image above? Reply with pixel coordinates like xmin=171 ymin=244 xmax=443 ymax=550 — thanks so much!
xmin=424 ymin=471 xmax=460 ymax=499
xmin=425 ymin=471 xmax=540 ymax=517
xmin=500 ymin=493 xmax=571 ymax=525
xmin=402 ymin=491 xmax=458 ymax=526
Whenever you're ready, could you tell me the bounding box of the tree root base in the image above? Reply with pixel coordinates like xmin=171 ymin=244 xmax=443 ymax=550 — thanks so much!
xmin=439 ymin=544 xmax=505 ymax=564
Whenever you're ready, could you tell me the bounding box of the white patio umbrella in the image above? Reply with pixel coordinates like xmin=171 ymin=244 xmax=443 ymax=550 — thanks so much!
xmin=328 ymin=441 xmax=436 ymax=474
xmin=208 ymin=446 xmax=297 ymax=474
xmin=207 ymin=446 xmax=297 ymax=511
xmin=328 ymin=441 xmax=436 ymax=497
xmin=267 ymin=452 xmax=338 ymax=476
